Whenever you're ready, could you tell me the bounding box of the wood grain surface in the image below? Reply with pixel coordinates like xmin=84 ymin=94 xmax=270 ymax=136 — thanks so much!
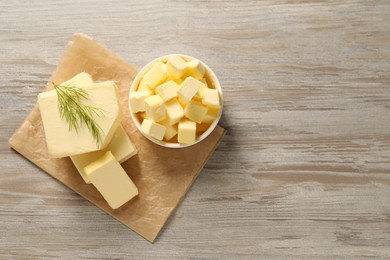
xmin=1 ymin=0 xmax=389 ymax=259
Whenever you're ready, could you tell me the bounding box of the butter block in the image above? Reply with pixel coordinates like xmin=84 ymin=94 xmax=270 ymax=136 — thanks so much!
xmin=155 ymin=81 xmax=179 ymax=102
xmin=141 ymin=119 xmax=166 ymax=141
xmin=84 ymin=151 xmax=138 ymax=209
xmin=178 ymin=119 xmax=196 ymax=144
xmin=142 ymin=62 xmax=168 ymax=89
xmin=184 ymin=101 xmax=208 ymax=124
xmin=187 ymin=60 xmax=205 ymax=79
xmin=165 ymin=99 xmax=184 ymax=125
xmin=167 ymin=55 xmax=188 ymax=79
xmin=177 ymin=76 xmax=204 ymax=103
xmin=70 ymin=125 xmax=137 ymax=184
xmin=202 ymin=88 xmax=220 ymax=108
xmin=129 ymin=91 xmax=151 ymax=113
xmin=144 ymin=95 xmax=166 ymax=122
xmin=38 ymin=80 xmax=122 ymax=158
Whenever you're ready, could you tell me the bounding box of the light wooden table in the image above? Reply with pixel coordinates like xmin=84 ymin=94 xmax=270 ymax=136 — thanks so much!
xmin=1 ymin=1 xmax=389 ymax=259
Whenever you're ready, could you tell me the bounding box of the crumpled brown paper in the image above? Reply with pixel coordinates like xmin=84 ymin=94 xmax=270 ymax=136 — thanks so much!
xmin=8 ymin=33 xmax=226 ymax=242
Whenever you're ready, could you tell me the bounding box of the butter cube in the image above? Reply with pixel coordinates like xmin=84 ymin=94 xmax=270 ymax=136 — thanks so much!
xmin=165 ymin=76 xmax=183 ymax=86
xmin=177 ymin=76 xmax=204 ymax=103
xmin=202 ymin=88 xmax=220 ymax=108
xmin=178 ymin=119 xmax=196 ymax=144
xmin=165 ymin=99 xmax=184 ymax=125
xmin=84 ymin=151 xmax=138 ymax=209
xmin=70 ymin=126 xmax=137 ymax=184
xmin=142 ymin=62 xmax=168 ymax=89
xmin=184 ymin=101 xmax=208 ymax=124
xmin=141 ymin=119 xmax=166 ymax=141
xmin=167 ymin=55 xmax=188 ymax=79
xmin=187 ymin=60 xmax=205 ymax=79
xmin=160 ymin=119 xmax=178 ymax=140
xmin=155 ymin=81 xmax=179 ymax=102
xmin=202 ymin=106 xmax=220 ymax=124
xmin=194 ymin=79 xmax=208 ymax=100
xmin=137 ymin=79 xmax=153 ymax=94
xmin=144 ymin=95 xmax=166 ymax=122
xmin=129 ymin=91 xmax=151 ymax=113
xmin=165 ymin=125 xmax=178 ymax=140
xmin=38 ymin=80 xmax=122 ymax=158
xmin=178 ymin=97 xmax=187 ymax=109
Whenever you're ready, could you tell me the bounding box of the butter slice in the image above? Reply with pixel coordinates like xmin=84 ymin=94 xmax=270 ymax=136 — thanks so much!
xmin=141 ymin=119 xmax=166 ymax=141
xmin=84 ymin=151 xmax=138 ymax=209
xmin=167 ymin=55 xmax=188 ymax=79
xmin=144 ymin=95 xmax=166 ymax=122
xmin=184 ymin=101 xmax=208 ymax=124
xmin=38 ymin=80 xmax=122 ymax=158
xmin=129 ymin=91 xmax=151 ymax=113
xmin=70 ymin=125 xmax=137 ymax=184
xmin=142 ymin=62 xmax=168 ymax=89
xmin=178 ymin=119 xmax=196 ymax=144
xmin=177 ymin=76 xmax=204 ymax=103
xmin=202 ymin=88 xmax=220 ymax=108
xmin=155 ymin=81 xmax=178 ymax=102
xmin=187 ymin=60 xmax=205 ymax=79
xmin=165 ymin=99 xmax=184 ymax=125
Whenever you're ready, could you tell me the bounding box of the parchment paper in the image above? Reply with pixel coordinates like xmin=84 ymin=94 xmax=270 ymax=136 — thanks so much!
xmin=8 ymin=33 xmax=226 ymax=242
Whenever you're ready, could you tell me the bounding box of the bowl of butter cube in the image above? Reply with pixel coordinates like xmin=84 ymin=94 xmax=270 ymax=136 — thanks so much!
xmin=129 ymin=54 xmax=223 ymax=148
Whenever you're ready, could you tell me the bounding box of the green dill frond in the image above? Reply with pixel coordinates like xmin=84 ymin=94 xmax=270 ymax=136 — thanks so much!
xmin=52 ymin=82 xmax=104 ymax=147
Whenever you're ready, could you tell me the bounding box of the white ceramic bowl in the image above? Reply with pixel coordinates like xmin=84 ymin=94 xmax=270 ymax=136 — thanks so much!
xmin=129 ymin=54 xmax=223 ymax=148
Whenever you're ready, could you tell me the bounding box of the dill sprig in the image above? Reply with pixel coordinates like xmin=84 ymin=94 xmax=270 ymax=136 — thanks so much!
xmin=52 ymin=82 xmax=104 ymax=147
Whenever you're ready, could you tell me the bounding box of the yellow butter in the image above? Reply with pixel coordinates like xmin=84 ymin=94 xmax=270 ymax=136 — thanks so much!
xmin=38 ymin=79 xmax=122 ymax=158
xmin=202 ymin=88 xmax=220 ymax=108
xmin=133 ymin=57 xmax=220 ymax=144
xmin=61 ymin=72 xmax=94 ymax=87
xmin=70 ymin=125 xmax=137 ymax=184
xmin=196 ymin=123 xmax=211 ymax=133
xmin=141 ymin=119 xmax=166 ymax=141
xmin=177 ymin=76 xmax=204 ymax=104
xmin=160 ymin=119 xmax=178 ymax=140
xmin=155 ymin=80 xmax=179 ymax=102
xmin=187 ymin=60 xmax=205 ymax=79
xmin=184 ymin=101 xmax=208 ymax=124
xmin=194 ymin=78 xmax=208 ymax=100
xmin=129 ymin=91 xmax=151 ymax=113
xmin=137 ymin=78 xmax=153 ymax=94
xmin=144 ymin=95 xmax=166 ymax=122
xmin=178 ymin=119 xmax=196 ymax=144
xmin=167 ymin=55 xmax=188 ymax=79
xmin=165 ymin=98 xmax=184 ymax=125
xmin=84 ymin=151 xmax=138 ymax=209
xmin=202 ymin=106 xmax=220 ymax=124
xmin=142 ymin=62 xmax=168 ymax=89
